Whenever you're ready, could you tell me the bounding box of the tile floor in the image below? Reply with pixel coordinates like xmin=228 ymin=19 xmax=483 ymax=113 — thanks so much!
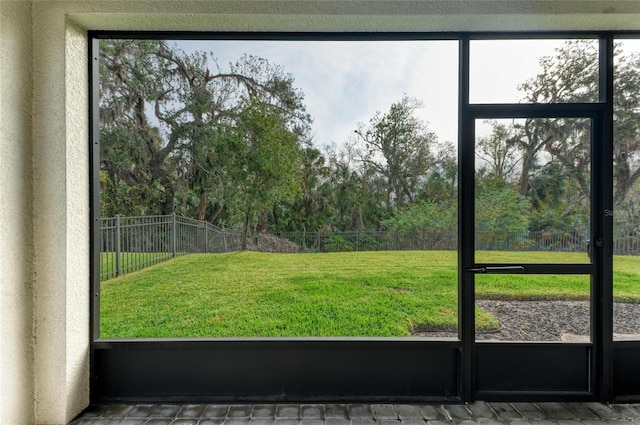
xmin=69 ymin=402 xmax=640 ymax=425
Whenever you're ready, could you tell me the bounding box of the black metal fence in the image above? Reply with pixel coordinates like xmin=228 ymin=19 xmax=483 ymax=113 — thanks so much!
xmin=274 ymin=226 xmax=638 ymax=255
xmin=100 ymin=215 xmax=640 ymax=280
xmin=275 ymin=230 xmax=457 ymax=252
xmin=272 ymin=228 xmax=592 ymax=253
xmin=100 ymin=214 xmax=242 ymax=280
xmin=613 ymin=225 xmax=640 ymax=256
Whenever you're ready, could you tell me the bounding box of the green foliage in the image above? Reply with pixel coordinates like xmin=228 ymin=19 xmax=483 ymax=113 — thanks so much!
xmin=98 ymin=39 xmax=640 ymax=244
xmin=613 ymin=46 xmax=640 ymax=205
xmin=323 ymin=235 xmax=354 ymax=252
xmin=271 ymin=147 xmax=334 ymax=233
xmin=353 ymin=96 xmax=443 ymax=208
xmin=476 ymin=120 xmax=519 ymax=181
xmin=229 ymin=99 xmax=303 ymax=248
xmin=100 ymin=171 xmax=166 ymax=217
xmin=418 ymin=144 xmax=457 ymax=204
xmin=382 ymin=199 xmax=455 ymax=234
xmin=383 ymin=181 xmax=530 ymax=250
xmin=355 ymin=235 xmax=380 ymax=251
xmin=475 ymin=180 xmax=531 ymax=248
xmin=99 ymin=39 xmax=310 ymax=224
xmin=515 ymin=40 xmax=640 ymax=224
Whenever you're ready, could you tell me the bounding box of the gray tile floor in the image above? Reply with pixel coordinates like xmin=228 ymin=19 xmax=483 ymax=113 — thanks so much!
xmin=69 ymin=402 xmax=640 ymax=425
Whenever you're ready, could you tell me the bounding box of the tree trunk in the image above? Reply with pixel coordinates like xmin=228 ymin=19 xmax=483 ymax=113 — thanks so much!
xmin=210 ymin=202 xmax=225 ymax=224
xmin=198 ymin=193 xmax=207 ymax=222
xmin=241 ymin=207 xmax=251 ymax=251
xmin=160 ymin=179 xmax=175 ymax=215
xmin=518 ymin=152 xmax=534 ymax=196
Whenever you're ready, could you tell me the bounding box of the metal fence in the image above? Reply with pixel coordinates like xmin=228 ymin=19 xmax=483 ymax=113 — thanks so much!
xmin=275 ymin=226 xmax=638 ymax=255
xmin=100 ymin=215 xmax=640 ymax=280
xmin=613 ymin=226 xmax=640 ymax=256
xmin=275 ymin=230 xmax=457 ymax=252
xmin=100 ymin=214 xmax=241 ymax=280
xmin=272 ymin=228 xmax=592 ymax=253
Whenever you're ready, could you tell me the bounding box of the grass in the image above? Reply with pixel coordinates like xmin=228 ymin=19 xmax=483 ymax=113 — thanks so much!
xmin=99 ymin=251 xmax=640 ymax=338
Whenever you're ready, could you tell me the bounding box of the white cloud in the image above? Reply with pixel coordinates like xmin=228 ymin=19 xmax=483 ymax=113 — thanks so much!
xmin=176 ymin=38 xmax=602 ymax=149
xmin=178 ymin=39 xmax=460 ymax=147
xmin=469 ymin=39 xmax=597 ymax=104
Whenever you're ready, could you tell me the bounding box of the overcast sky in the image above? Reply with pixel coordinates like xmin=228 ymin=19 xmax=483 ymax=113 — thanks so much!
xmin=177 ymin=38 xmax=640 ymax=151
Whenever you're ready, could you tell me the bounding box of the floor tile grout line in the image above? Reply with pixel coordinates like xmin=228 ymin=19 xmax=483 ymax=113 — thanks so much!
xmin=438 ymin=405 xmax=453 ymax=423
xmin=507 ymin=402 xmax=524 ymax=419
xmin=530 ymin=401 xmax=546 ymax=418
xmin=462 ymin=403 xmax=475 ymax=420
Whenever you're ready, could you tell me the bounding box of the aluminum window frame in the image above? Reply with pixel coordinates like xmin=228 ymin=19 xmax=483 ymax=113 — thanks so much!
xmin=89 ymin=31 xmax=639 ymax=403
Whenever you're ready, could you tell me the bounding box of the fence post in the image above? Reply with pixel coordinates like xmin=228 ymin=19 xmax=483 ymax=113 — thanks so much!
xmin=222 ymin=228 xmax=229 ymax=254
xmin=171 ymin=213 xmax=177 ymax=257
xmin=115 ymin=214 xmax=121 ymax=277
xmin=204 ymin=221 xmax=208 ymax=253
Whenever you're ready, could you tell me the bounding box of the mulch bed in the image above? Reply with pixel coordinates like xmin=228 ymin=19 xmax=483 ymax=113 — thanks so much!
xmin=414 ymin=300 xmax=640 ymax=341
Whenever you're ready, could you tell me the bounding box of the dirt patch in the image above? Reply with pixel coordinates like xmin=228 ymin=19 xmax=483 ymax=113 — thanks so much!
xmin=248 ymin=233 xmax=300 ymax=253
xmin=413 ymin=300 xmax=640 ymax=341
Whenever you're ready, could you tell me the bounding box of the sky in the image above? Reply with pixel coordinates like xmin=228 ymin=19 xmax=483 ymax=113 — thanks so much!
xmin=176 ymin=38 xmax=640 ymax=151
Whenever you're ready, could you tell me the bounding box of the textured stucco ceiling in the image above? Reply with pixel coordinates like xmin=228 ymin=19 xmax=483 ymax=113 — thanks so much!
xmin=66 ymin=0 xmax=640 ymax=32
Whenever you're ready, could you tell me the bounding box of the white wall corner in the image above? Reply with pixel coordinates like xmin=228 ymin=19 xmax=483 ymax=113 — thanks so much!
xmin=32 ymin=4 xmax=91 ymax=425
xmin=0 ymin=0 xmax=36 ymax=424
xmin=64 ymin=18 xmax=91 ymax=424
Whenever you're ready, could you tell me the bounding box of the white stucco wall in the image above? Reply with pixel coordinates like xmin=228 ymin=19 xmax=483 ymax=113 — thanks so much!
xmin=1 ymin=1 xmax=34 ymax=424
xmin=31 ymin=3 xmax=90 ymax=418
xmin=2 ymin=1 xmax=640 ymax=424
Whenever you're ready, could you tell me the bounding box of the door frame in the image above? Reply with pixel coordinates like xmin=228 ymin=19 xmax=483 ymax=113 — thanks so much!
xmin=461 ymin=107 xmax=602 ymax=400
xmin=457 ymin=35 xmax=614 ymax=401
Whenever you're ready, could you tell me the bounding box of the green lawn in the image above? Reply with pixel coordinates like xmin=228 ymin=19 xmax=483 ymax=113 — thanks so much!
xmin=99 ymin=251 xmax=640 ymax=338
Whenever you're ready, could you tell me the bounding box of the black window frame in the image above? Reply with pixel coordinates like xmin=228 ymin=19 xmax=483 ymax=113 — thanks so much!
xmin=89 ymin=31 xmax=640 ymax=404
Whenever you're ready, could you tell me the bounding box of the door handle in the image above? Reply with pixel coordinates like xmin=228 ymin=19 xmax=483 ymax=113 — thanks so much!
xmin=466 ymin=267 xmax=487 ymax=273
xmin=466 ymin=266 xmax=525 ymax=273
